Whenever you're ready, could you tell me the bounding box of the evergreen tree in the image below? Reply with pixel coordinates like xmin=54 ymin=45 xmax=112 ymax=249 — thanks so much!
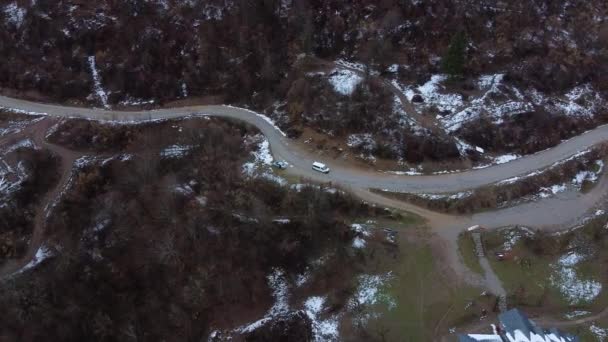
xmin=442 ymin=32 xmax=467 ymax=79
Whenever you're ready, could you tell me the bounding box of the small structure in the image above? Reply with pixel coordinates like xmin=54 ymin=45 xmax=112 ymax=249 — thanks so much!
xmin=458 ymin=309 xmax=578 ymax=342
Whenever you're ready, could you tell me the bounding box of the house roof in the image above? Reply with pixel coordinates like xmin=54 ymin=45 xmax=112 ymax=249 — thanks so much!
xmin=458 ymin=309 xmax=579 ymax=342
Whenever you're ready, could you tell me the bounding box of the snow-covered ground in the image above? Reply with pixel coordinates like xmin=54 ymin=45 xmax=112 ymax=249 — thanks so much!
xmin=392 ymin=95 xmax=425 ymax=133
xmin=500 ymin=226 xmax=535 ymax=251
xmin=87 ymin=56 xmax=110 ymax=109
xmin=550 ymin=251 xmax=602 ymax=305
xmin=242 ymin=136 xmax=274 ymax=175
xmin=347 ymin=134 xmax=376 ymax=152
xmin=13 ymin=246 xmax=53 ymax=275
xmin=160 ymin=144 xmax=192 ymax=158
xmin=234 ymin=268 xmax=290 ymax=333
xmin=538 ymin=184 xmax=568 ymax=198
xmin=3 ymin=2 xmax=26 ymax=28
xmin=417 ymin=75 xmax=464 ymax=114
xmin=119 ymin=97 xmax=155 ymax=107
xmin=335 ymin=59 xmax=374 ymax=75
xmin=563 ymin=310 xmax=591 ymax=319
xmin=226 ymin=268 xmax=340 ymax=341
xmin=351 ymin=223 xmax=372 ymax=249
xmin=536 ymin=157 xmax=603 ymax=199
xmin=242 ymin=135 xmax=287 ymax=185
xmin=0 ymin=116 xmax=43 ymax=138
xmin=304 ymin=296 xmax=340 ymax=342
xmin=0 ymin=154 xmax=29 ymax=207
xmin=3 ymin=139 xmax=36 ymax=154
xmin=349 ymin=272 xmax=395 ymax=308
xmin=573 ymin=160 xmax=604 ymax=186
xmin=348 ymin=272 xmax=396 ymax=325
xmin=328 ymin=69 xmax=363 ymax=96
xmin=391 ymin=72 xmax=605 ymax=137
xmin=419 ymin=191 xmax=472 ymax=201
xmin=379 ymin=187 xmax=472 ymax=201
xmin=590 ymin=324 xmax=608 ymax=342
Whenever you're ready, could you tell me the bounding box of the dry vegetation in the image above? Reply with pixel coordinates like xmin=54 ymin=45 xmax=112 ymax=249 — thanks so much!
xmin=0 ymin=147 xmax=59 ymax=261
xmin=459 ymin=109 xmax=607 ymax=157
xmin=1 ymin=1 xmax=607 ymax=164
xmin=2 ymin=1 xmax=606 ymax=104
xmin=0 ymin=118 xmax=402 ymax=341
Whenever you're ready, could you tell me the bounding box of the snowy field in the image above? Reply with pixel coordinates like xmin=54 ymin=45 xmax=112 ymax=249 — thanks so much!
xmin=550 ymin=252 xmax=602 ymax=305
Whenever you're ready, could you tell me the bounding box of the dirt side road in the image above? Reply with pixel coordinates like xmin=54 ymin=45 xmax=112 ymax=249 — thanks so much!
xmin=0 ymin=118 xmax=82 ymax=277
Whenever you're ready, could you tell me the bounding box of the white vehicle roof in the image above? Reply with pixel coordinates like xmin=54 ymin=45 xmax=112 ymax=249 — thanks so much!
xmin=312 ymin=161 xmax=327 ymax=168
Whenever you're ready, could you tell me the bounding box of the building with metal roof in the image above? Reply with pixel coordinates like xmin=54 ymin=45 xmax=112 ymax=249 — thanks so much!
xmin=458 ymin=309 xmax=578 ymax=342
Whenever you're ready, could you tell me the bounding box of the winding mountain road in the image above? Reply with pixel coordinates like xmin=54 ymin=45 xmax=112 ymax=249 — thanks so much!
xmin=2 ymin=94 xmax=608 ymax=195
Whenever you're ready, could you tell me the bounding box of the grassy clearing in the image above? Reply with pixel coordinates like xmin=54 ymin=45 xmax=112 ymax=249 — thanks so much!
xmin=484 ymin=218 xmax=608 ymax=312
xmin=488 ymin=252 xmax=555 ymax=307
xmin=566 ymin=315 xmax=608 ymax=342
xmin=458 ymin=232 xmax=485 ymax=276
xmin=484 ymin=228 xmax=568 ymax=308
xmin=357 ymin=231 xmax=490 ymax=341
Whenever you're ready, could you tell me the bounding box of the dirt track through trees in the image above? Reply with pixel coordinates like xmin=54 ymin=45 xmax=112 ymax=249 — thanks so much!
xmin=0 ymin=118 xmax=83 ymax=277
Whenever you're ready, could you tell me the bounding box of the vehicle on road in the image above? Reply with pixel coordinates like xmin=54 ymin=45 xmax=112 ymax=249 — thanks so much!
xmin=312 ymin=161 xmax=330 ymax=174
xmin=272 ymin=160 xmax=288 ymax=169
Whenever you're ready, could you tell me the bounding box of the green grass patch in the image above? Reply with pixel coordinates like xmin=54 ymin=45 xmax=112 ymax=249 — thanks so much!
xmin=565 ymin=316 xmax=608 ymax=342
xmin=484 ymin=224 xmax=608 ymax=310
xmin=488 ymin=253 xmax=555 ymax=307
xmin=361 ymin=236 xmax=486 ymax=341
xmin=458 ymin=232 xmax=484 ymax=276
xmin=483 ymin=228 xmax=561 ymax=307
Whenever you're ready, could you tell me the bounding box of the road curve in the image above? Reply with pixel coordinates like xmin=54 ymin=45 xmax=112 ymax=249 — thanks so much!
xmin=2 ymin=94 xmax=608 ymax=195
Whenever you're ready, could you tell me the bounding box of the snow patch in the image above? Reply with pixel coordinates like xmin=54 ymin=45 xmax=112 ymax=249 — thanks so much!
xmin=87 ymin=56 xmax=110 ymax=109
xmin=417 ymin=75 xmax=464 ymax=113
xmin=242 ymin=136 xmax=274 ymax=176
xmin=563 ymin=310 xmax=590 ymax=319
xmin=328 ymin=69 xmax=363 ymax=96
xmin=455 ymin=138 xmax=484 ymax=156
xmin=539 ymin=184 xmax=567 ymax=198
xmin=351 ymin=223 xmax=371 ymax=249
xmin=160 ymin=144 xmax=192 ymax=158
xmin=493 ymin=154 xmax=520 ymax=165
xmin=346 ymin=134 xmax=376 ymax=152
xmin=349 ymin=272 xmax=395 ymax=309
xmin=119 ymin=97 xmax=156 ymax=107
xmin=501 ymin=228 xmax=534 ymax=251
xmin=418 ymin=191 xmax=473 ymax=201
xmin=352 ymin=237 xmax=366 ymax=249
xmin=3 ymin=2 xmax=26 ymax=28
xmin=304 ymin=296 xmax=340 ymax=342
xmin=235 ymin=268 xmax=290 ymax=333
xmin=386 ymin=169 xmax=423 ymax=176
xmin=351 ymin=223 xmax=372 ymax=237
xmin=590 ymin=324 xmax=608 ymax=342
xmin=15 ymin=246 xmax=53 ymax=275
xmin=551 ymin=251 xmax=602 ymax=305
xmin=3 ymin=139 xmax=36 ymax=154
xmin=572 ymin=160 xmax=603 ymax=187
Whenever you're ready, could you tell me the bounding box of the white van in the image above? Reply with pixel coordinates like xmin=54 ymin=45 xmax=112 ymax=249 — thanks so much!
xmin=312 ymin=161 xmax=330 ymax=174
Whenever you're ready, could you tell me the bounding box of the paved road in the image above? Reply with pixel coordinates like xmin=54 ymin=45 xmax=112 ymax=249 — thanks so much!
xmin=2 ymin=94 xmax=608 ymax=195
